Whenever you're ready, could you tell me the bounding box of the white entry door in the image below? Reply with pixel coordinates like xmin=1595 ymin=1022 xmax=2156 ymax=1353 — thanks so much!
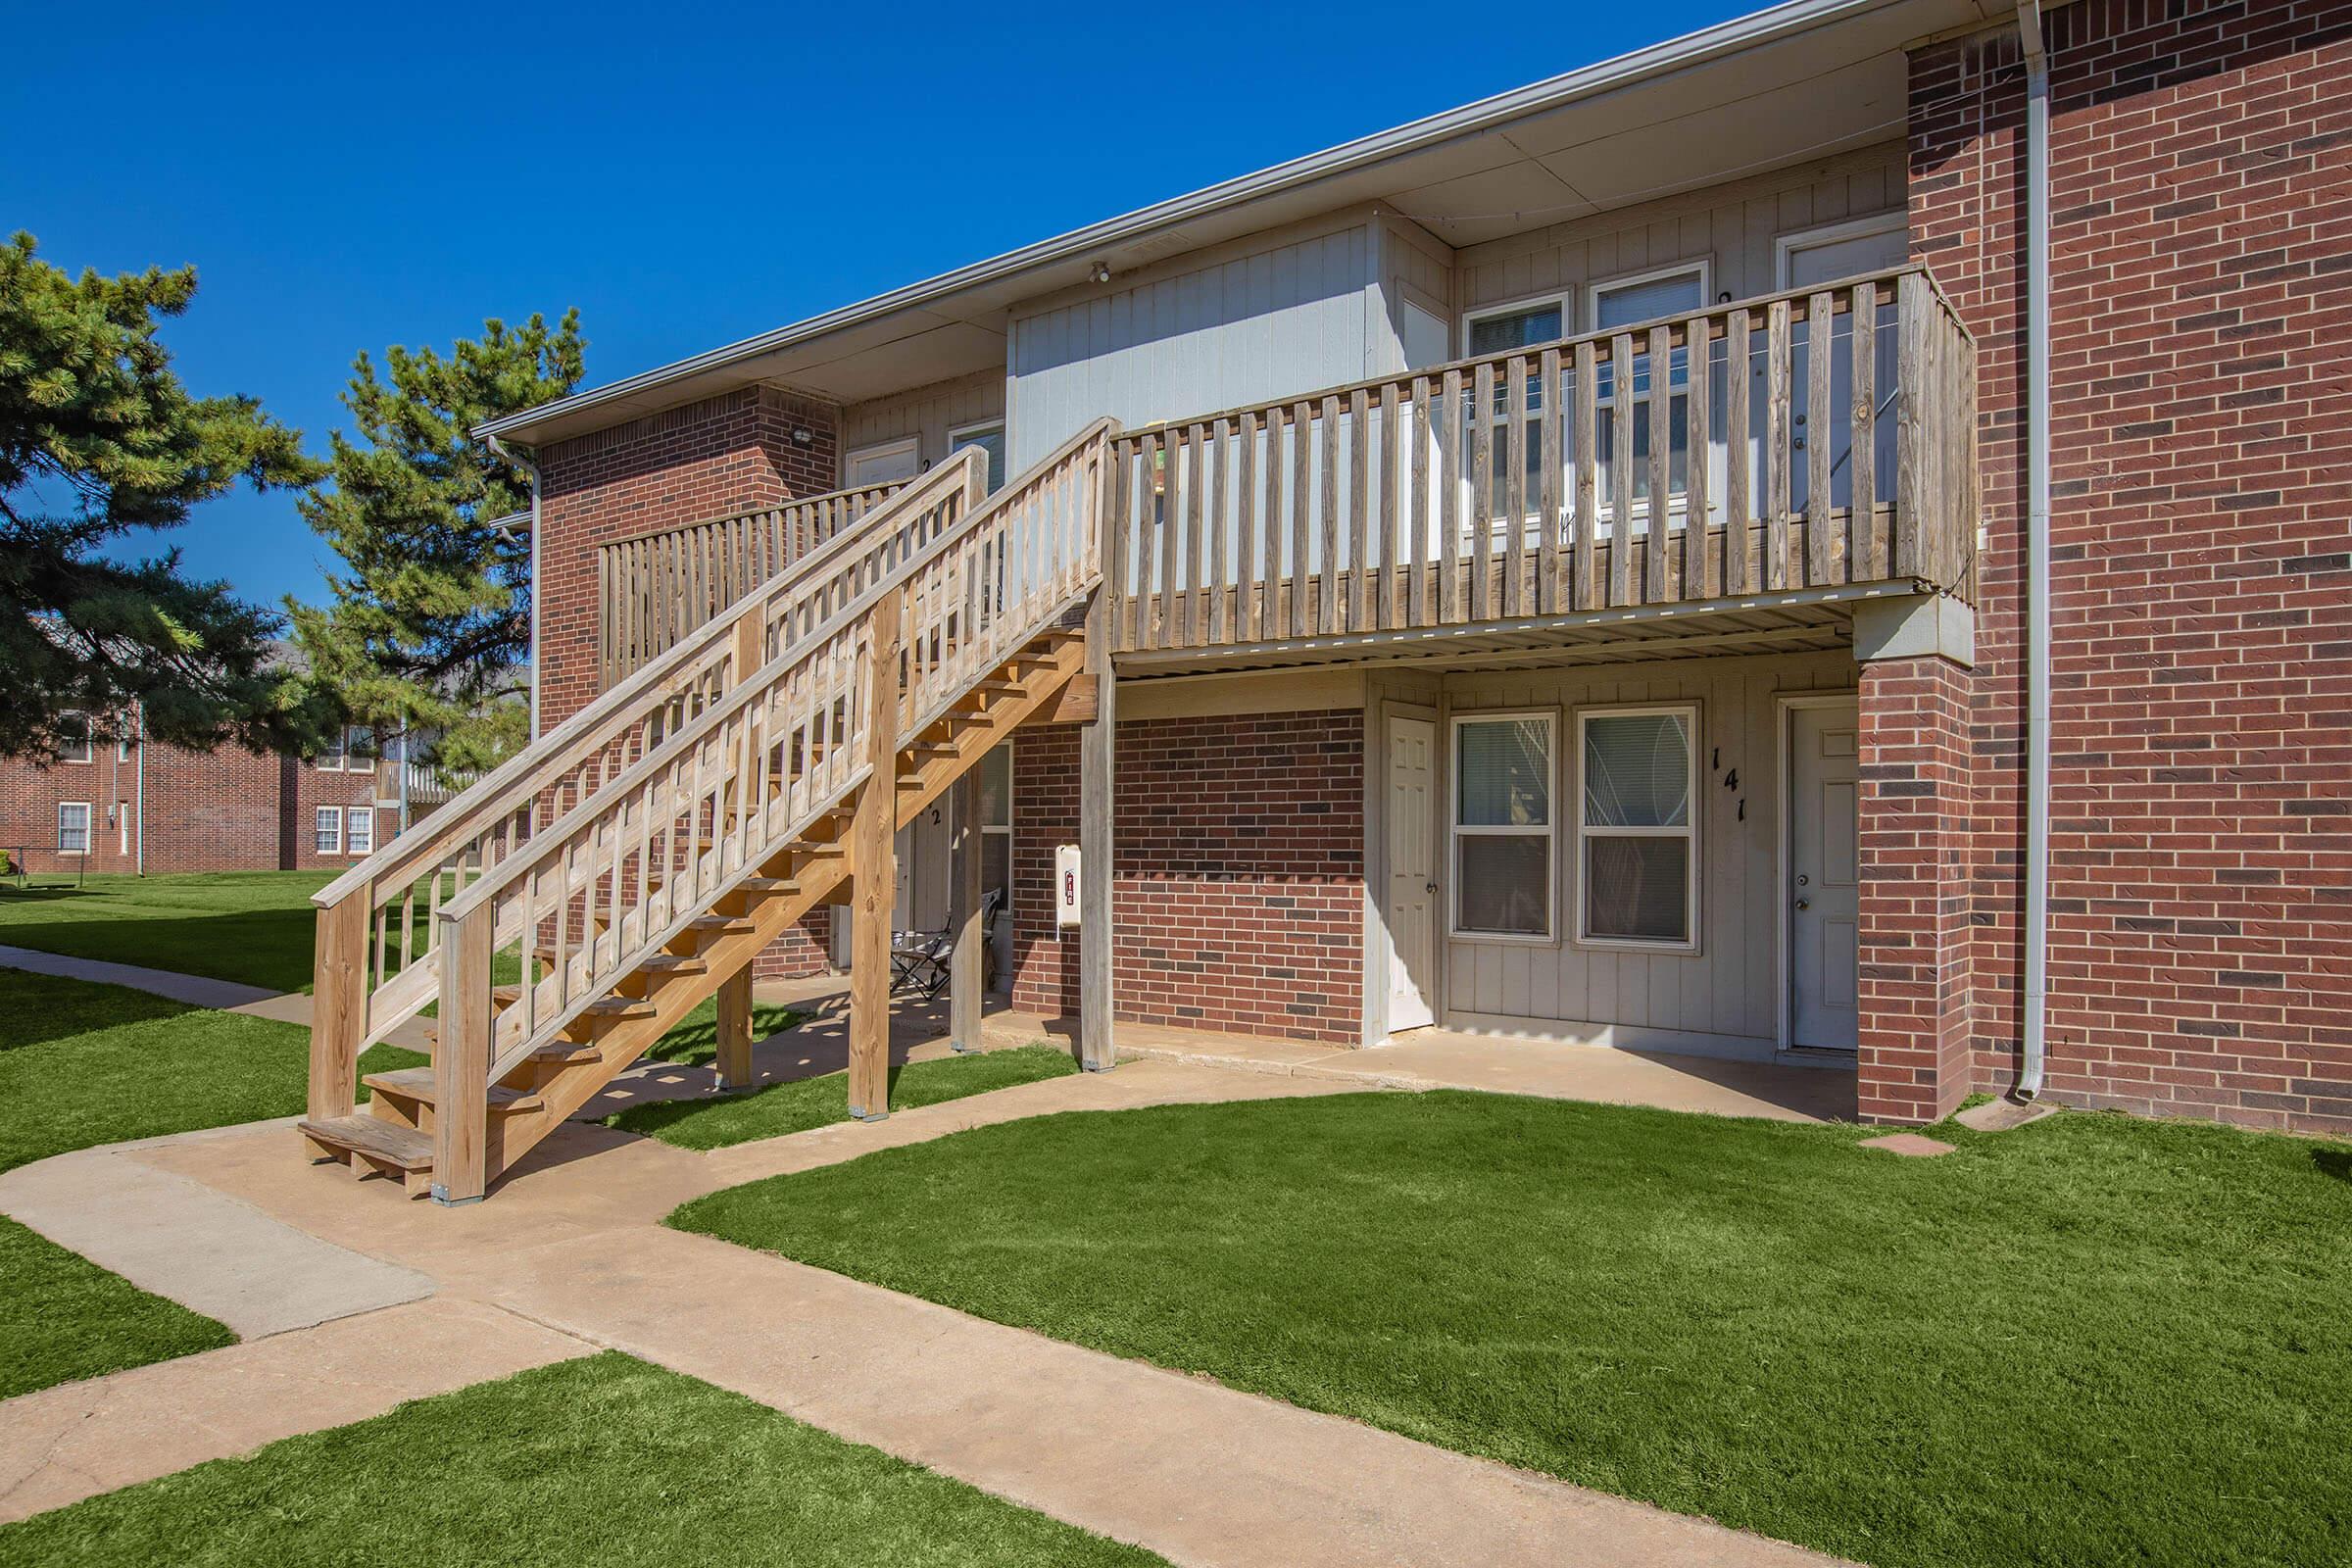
xmin=1385 ymin=714 xmax=1439 ymax=1033
xmin=1788 ymin=702 xmax=1861 ymax=1051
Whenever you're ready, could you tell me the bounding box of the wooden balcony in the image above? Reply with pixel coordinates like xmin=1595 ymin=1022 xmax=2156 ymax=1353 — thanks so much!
xmin=1102 ymin=266 xmax=1978 ymax=673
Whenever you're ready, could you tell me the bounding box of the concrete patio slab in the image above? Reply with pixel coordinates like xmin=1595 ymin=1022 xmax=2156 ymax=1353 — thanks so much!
xmin=0 ymin=1298 xmax=590 ymax=1524
xmin=0 ymin=945 xmax=275 ymax=1009
xmin=0 ymin=1149 xmax=433 ymax=1339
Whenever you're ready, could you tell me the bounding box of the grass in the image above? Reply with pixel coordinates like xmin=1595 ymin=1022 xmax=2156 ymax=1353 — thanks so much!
xmin=0 ymin=871 xmax=332 ymax=993
xmin=674 ymin=1091 xmax=2352 ymax=1568
xmin=609 ymin=1044 xmax=1078 ymax=1151
xmin=0 ymin=1350 xmax=1166 ymax=1566
xmin=0 ymin=1218 xmax=235 ymax=1402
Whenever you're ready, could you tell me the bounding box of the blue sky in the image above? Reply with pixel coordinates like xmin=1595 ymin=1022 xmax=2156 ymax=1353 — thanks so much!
xmin=10 ymin=0 xmax=1750 ymax=613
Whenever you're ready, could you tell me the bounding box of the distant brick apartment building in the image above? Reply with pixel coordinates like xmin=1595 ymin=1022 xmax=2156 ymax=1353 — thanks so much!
xmin=476 ymin=0 xmax=2349 ymax=1134
xmin=0 ymin=720 xmax=395 ymax=876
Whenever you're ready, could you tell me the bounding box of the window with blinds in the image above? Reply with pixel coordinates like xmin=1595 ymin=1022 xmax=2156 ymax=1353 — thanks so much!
xmin=1577 ymin=706 xmax=1698 ymax=948
xmin=1451 ymin=713 xmax=1554 ymax=940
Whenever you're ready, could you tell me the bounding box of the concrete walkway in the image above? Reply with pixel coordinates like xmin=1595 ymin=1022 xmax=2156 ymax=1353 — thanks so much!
xmin=0 ymin=944 xmax=277 ymax=1010
xmin=0 ymin=1059 xmax=1848 ymax=1566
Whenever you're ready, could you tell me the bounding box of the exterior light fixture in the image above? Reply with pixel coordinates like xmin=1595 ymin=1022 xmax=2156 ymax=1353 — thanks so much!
xmin=790 ymin=426 xmax=814 ymax=445
xmin=1090 ymin=262 xmax=1113 ymax=284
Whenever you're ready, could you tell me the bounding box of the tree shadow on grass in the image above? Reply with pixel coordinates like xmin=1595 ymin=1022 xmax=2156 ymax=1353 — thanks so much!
xmin=2314 ymin=1147 xmax=2352 ymax=1186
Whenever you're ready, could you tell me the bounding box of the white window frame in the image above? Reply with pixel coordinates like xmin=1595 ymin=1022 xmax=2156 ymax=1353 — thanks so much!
xmin=314 ymin=806 xmax=343 ymax=856
xmin=318 ymin=729 xmax=347 ymax=771
xmin=1585 ymin=260 xmax=1713 ymax=334
xmin=1458 ymin=289 xmax=1576 ymax=360
xmin=1574 ymin=701 xmax=1701 ymax=955
xmin=118 ymin=803 xmax=130 ymax=856
xmin=1774 ymin=212 xmax=1906 ymax=290
xmin=345 ymin=806 xmax=375 ymax=857
xmin=1447 ymin=709 xmax=1558 ymax=946
xmin=1585 ymin=262 xmax=1713 ymax=534
xmin=58 ymin=712 xmax=92 ymax=764
xmin=844 ymin=434 xmax=920 ymax=488
xmin=945 ymin=418 xmax=1007 ymax=493
xmin=57 ymin=802 xmax=91 ymax=855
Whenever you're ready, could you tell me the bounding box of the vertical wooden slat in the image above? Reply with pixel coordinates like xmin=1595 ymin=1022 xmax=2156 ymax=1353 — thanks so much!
xmin=1348 ymin=386 xmax=1371 ymax=633
xmin=1766 ymin=298 xmax=1793 ymax=591
xmin=1438 ymin=369 xmax=1462 ymax=622
xmin=1409 ymin=376 xmax=1432 ymax=627
xmin=847 ymin=590 xmax=902 ymax=1120
xmin=1609 ymin=333 xmax=1636 ymax=607
xmin=1852 ymin=282 xmax=1881 ymax=580
xmin=1645 ymin=324 xmax=1672 ymax=603
xmin=1378 ymin=385 xmax=1400 ymax=629
xmin=1726 ymin=307 xmax=1752 ymax=595
xmin=1319 ymin=394 xmax=1342 ymax=634
xmin=1186 ymin=423 xmax=1207 ymax=646
xmin=1470 ymin=362 xmax=1494 ymax=622
xmin=1539 ymin=345 xmax=1562 ymax=613
xmin=1685 ymin=314 xmax=1713 ymax=599
xmin=1237 ymin=412 xmax=1262 ymax=643
xmin=1808 ymin=289 xmax=1838 ymax=586
xmin=1503 ymin=355 xmax=1528 ymax=617
xmin=1895 ymin=271 xmax=1927 ymax=580
xmin=1574 ymin=339 xmax=1598 ymax=611
xmin=1291 ymin=400 xmax=1313 ymax=638
xmin=1107 ymin=440 xmax=1134 ymax=652
xmin=1157 ymin=426 xmax=1183 ymax=649
xmin=1131 ymin=433 xmax=1156 ymax=651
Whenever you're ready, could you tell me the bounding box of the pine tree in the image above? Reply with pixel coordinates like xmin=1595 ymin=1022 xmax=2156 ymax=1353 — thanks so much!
xmin=0 ymin=231 xmax=326 ymax=760
xmin=290 ymin=311 xmax=584 ymax=776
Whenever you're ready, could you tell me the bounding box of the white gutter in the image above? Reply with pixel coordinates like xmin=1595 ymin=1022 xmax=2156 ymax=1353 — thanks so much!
xmin=475 ymin=0 xmax=1943 ymax=446
xmin=2016 ymin=0 xmax=2050 ymax=1100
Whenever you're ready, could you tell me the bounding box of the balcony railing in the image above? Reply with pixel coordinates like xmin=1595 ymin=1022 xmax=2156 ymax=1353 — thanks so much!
xmin=1102 ymin=265 xmax=1977 ymax=658
xmin=596 ymin=478 xmax=906 ymax=690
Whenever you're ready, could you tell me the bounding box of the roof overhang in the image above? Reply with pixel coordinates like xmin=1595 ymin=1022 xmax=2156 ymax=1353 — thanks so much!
xmin=480 ymin=0 xmax=2006 ymax=449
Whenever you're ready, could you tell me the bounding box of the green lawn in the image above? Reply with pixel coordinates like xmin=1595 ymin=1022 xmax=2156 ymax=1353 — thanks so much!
xmin=674 ymin=1092 xmax=2352 ymax=1568
xmin=0 ymin=1218 xmax=235 ymax=1402
xmin=610 ymin=1044 xmax=1078 ymax=1151
xmin=0 ymin=872 xmax=332 ymax=993
xmin=0 ymin=1351 xmax=1165 ymax=1566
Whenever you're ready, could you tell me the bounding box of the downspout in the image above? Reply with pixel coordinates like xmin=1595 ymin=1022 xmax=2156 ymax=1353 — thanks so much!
xmin=2015 ymin=0 xmax=2051 ymax=1101
xmin=133 ymin=699 xmax=146 ymax=876
xmin=487 ymin=435 xmax=545 ymax=742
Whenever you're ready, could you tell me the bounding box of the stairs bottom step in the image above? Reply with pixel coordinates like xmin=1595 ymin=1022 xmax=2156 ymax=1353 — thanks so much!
xmin=300 ymin=1115 xmax=434 ymax=1194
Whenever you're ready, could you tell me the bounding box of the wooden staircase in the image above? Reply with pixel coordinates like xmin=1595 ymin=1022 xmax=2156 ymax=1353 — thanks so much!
xmin=299 ymin=422 xmax=1116 ymax=1202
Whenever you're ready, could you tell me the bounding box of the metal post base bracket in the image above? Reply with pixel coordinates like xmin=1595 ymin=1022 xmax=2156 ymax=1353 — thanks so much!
xmin=850 ymin=1107 xmax=891 ymax=1123
xmin=430 ymin=1186 xmax=486 ymax=1207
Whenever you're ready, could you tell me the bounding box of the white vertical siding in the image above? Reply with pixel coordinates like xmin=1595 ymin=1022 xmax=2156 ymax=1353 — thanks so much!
xmin=1007 ymin=221 xmax=1379 ymax=470
xmin=841 ymin=368 xmax=1005 ymax=476
xmin=1436 ymin=648 xmax=1855 ymax=1049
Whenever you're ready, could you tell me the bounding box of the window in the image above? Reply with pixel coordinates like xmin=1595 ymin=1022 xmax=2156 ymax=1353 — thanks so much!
xmin=318 ymin=729 xmax=347 ymax=771
xmin=1577 ymin=706 xmax=1698 ymax=950
xmin=118 ymin=733 xmax=134 ymax=762
xmin=1450 ymin=713 xmax=1554 ymax=941
xmin=1462 ymin=293 xmax=1571 ymax=358
xmin=58 ymin=712 xmax=92 ymax=764
xmin=57 ymin=802 xmax=90 ymax=855
xmin=1590 ymin=265 xmax=1710 ymax=528
xmin=318 ymin=725 xmax=375 ymax=772
xmin=118 ymin=802 xmax=129 ymax=856
xmin=345 ymin=807 xmax=375 ymax=856
xmin=977 ymin=743 xmax=1012 ymax=893
xmin=1776 ymin=212 xmax=1906 ymax=291
xmin=846 ymin=436 xmax=920 ymax=487
xmin=1777 ymin=218 xmax=1906 ymax=518
xmin=314 ymin=806 xmax=342 ymax=856
xmin=947 ymin=420 xmax=1007 ymax=492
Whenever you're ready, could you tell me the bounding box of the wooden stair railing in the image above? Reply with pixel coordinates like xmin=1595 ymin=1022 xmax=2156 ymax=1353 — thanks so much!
xmin=300 ymin=419 xmax=1117 ymax=1202
xmin=303 ymin=449 xmax=990 ymax=1140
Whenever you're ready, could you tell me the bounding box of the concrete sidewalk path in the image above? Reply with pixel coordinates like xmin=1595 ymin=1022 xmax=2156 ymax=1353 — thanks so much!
xmin=109 ymin=1059 xmax=1849 ymax=1568
xmin=0 ymin=1144 xmax=432 ymax=1339
xmin=0 ymin=944 xmax=277 ymax=1010
xmin=0 ymin=1298 xmax=591 ymax=1523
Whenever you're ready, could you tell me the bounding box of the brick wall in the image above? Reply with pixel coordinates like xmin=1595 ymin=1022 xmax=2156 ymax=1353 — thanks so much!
xmin=1010 ymin=710 xmax=1365 ymax=1045
xmin=533 ymin=384 xmax=843 ymax=978
xmin=1856 ymin=655 xmax=1976 ymax=1123
xmin=1909 ymin=0 xmax=2352 ymax=1133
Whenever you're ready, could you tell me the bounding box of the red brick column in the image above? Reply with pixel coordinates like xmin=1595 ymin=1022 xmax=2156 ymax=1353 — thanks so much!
xmin=1856 ymin=653 xmax=1975 ymax=1123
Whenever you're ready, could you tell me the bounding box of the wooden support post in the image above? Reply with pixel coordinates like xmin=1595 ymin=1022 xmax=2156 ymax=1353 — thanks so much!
xmin=1078 ymin=592 xmax=1116 ymax=1071
xmin=848 ymin=589 xmax=904 ymax=1119
xmin=949 ymin=768 xmax=984 ymax=1054
xmin=431 ymin=904 xmax=493 ymax=1205
xmin=714 ymin=962 xmax=755 ymax=1089
xmin=305 ymin=891 xmax=368 ymax=1147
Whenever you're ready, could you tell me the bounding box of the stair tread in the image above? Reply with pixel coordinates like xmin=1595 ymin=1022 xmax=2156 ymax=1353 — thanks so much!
xmin=362 ymin=1067 xmax=542 ymax=1111
xmin=300 ymin=1114 xmax=432 ymax=1170
xmin=416 ymin=1024 xmax=603 ymax=1064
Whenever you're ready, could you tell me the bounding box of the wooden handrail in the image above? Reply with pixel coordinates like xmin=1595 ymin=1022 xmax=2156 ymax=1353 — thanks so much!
xmin=597 ymin=476 xmax=905 ymax=554
xmin=432 ymin=419 xmax=1112 ymax=1087
xmin=1102 ymin=264 xmax=1977 ymax=659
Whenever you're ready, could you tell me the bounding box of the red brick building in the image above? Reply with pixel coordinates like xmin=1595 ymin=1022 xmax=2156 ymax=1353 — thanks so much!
xmin=478 ymin=0 xmax=2348 ymax=1135
xmin=0 ymin=721 xmax=401 ymax=876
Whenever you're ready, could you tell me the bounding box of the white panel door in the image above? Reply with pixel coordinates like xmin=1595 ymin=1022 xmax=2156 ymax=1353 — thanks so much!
xmin=1789 ymin=703 xmax=1861 ymax=1051
xmin=1385 ymin=715 xmax=1439 ymax=1033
